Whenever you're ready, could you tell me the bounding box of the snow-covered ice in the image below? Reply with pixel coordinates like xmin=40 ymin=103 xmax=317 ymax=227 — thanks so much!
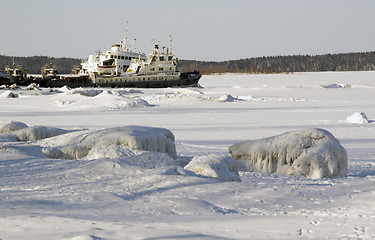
xmin=229 ymin=128 xmax=348 ymax=179
xmin=1 ymin=71 xmax=375 ymax=239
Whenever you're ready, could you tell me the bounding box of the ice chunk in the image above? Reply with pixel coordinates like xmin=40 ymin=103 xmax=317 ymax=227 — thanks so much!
xmin=0 ymin=121 xmax=28 ymax=134
xmin=346 ymin=112 xmax=369 ymax=124
xmin=229 ymin=128 xmax=347 ymax=179
xmin=43 ymin=126 xmax=177 ymax=160
xmin=184 ymin=154 xmax=241 ymax=182
xmin=1 ymin=126 xmax=70 ymax=142
xmin=0 ymin=90 xmax=18 ymax=98
xmin=218 ymin=94 xmax=235 ymax=102
xmin=72 ymin=89 xmax=103 ymax=96
xmin=322 ymin=83 xmax=351 ymax=88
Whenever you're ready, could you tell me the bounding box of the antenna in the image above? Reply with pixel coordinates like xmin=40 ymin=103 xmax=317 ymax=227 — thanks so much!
xmin=123 ymin=21 xmax=129 ymax=51
xmin=132 ymin=38 xmax=137 ymax=52
xmin=169 ymin=35 xmax=173 ymax=53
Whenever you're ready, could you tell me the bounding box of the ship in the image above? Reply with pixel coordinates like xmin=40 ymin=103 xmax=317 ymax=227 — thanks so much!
xmin=41 ymin=62 xmax=58 ymax=79
xmin=3 ymin=57 xmax=27 ymax=85
xmin=44 ymin=33 xmax=201 ymax=88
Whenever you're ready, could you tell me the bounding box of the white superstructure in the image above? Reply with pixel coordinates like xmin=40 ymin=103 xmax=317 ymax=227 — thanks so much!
xmin=80 ymin=26 xmax=146 ymax=76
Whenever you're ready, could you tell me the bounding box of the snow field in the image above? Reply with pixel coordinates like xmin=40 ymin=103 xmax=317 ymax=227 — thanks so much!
xmin=0 ymin=71 xmax=375 ymax=239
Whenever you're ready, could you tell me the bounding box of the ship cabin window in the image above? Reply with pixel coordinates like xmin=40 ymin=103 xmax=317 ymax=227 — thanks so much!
xmin=159 ymin=56 xmax=165 ymax=61
xmin=110 ymin=55 xmax=114 ymax=59
xmin=168 ymin=56 xmax=173 ymax=61
xmin=150 ymin=68 xmax=154 ymax=71
xmin=103 ymin=59 xmax=115 ymax=66
xmin=159 ymin=67 xmax=163 ymax=71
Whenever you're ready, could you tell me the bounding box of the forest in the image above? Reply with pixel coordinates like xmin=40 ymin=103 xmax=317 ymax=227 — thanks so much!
xmin=178 ymin=52 xmax=375 ymax=74
xmin=1 ymin=51 xmax=375 ymax=74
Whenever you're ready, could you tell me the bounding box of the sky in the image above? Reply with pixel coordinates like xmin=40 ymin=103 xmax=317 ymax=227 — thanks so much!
xmin=1 ymin=0 xmax=374 ymax=61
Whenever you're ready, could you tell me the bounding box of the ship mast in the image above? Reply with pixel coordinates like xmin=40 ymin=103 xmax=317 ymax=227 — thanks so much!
xmin=169 ymin=35 xmax=173 ymax=54
xmin=122 ymin=22 xmax=129 ymax=51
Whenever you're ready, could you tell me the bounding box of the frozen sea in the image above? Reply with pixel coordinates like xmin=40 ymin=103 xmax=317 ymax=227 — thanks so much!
xmin=0 ymin=71 xmax=375 ymax=239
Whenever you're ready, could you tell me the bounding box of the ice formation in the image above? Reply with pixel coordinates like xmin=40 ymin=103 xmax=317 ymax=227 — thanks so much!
xmin=72 ymin=88 xmax=103 ymax=96
xmin=321 ymin=83 xmax=351 ymax=88
xmin=184 ymin=154 xmax=241 ymax=182
xmin=0 ymin=90 xmax=18 ymax=98
xmin=43 ymin=126 xmax=177 ymax=160
xmin=229 ymin=128 xmax=348 ymax=179
xmin=0 ymin=121 xmax=28 ymax=134
xmin=346 ymin=112 xmax=369 ymax=124
xmin=218 ymin=94 xmax=236 ymax=102
xmin=0 ymin=125 xmax=70 ymax=142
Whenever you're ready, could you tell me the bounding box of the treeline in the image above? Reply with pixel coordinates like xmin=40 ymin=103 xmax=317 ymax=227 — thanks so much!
xmin=178 ymin=52 xmax=375 ymax=74
xmin=1 ymin=51 xmax=375 ymax=74
xmin=0 ymin=55 xmax=81 ymax=74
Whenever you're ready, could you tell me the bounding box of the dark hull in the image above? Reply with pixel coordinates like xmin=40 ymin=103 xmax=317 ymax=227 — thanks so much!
xmin=43 ymin=71 xmax=202 ymax=88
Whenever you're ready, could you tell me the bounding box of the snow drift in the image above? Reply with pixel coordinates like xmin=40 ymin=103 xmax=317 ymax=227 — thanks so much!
xmin=43 ymin=126 xmax=177 ymax=160
xmin=229 ymin=128 xmax=348 ymax=179
xmin=184 ymin=154 xmax=241 ymax=182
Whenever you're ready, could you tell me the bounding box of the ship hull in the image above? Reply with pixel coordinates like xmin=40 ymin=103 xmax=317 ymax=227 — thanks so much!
xmin=42 ymin=71 xmax=202 ymax=88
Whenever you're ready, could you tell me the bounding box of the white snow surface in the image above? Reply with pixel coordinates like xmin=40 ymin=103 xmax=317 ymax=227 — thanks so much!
xmin=1 ymin=72 xmax=375 ymax=239
xmin=229 ymin=128 xmax=348 ymax=179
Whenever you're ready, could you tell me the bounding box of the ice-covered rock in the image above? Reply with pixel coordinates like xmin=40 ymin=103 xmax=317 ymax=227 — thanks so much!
xmin=0 ymin=125 xmax=70 ymax=142
xmin=229 ymin=128 xmax=348 ymax=179
xmin=43 ymin=126 xmax=177 ymax=160
xmin=184 ymin=154 xmax=241 ymax=182
xmin=72 ymin=88 xmax=103 ymax=97
xmin=346 ymin=112 xmax=369 ymax=124
xmin=0 ymin=121 xmax=28 ymax=134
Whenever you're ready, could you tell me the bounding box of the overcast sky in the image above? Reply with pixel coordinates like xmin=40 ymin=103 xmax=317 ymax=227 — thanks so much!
xmin=1 ymin=0 xmax=374 ymax=61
